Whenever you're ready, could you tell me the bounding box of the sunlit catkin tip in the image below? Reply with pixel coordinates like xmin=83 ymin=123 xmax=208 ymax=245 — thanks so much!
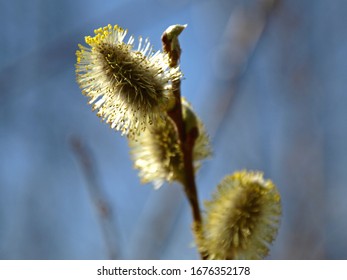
xmin=202 ymin=171 xmax=281 ymax=260
xmin=163 ymin=24 xmax=187 ymax=40
xmin=75 ymin=24 xmax=181 ymax=139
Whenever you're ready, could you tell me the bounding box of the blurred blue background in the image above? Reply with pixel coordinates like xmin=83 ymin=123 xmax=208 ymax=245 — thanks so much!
xmin=1 ymin=0 xmax=347 ymax=259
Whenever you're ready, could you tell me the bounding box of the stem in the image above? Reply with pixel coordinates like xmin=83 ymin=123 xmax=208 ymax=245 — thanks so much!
xmin=162 ymin=27 xmax=207 ymax=258
xmin=167 ymin=80 xmax=201 ymax=224
xmin=167 ymin=80 xmax=206 ymax=259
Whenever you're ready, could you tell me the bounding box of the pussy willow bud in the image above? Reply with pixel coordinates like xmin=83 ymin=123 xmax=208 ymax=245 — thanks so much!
xmin=75 ymin=24 xmax=181 ymax=138
xmin=201 ymin=171 xmax=281 ymax=259
xmin=129 ymin=99 xmax=211 ymax=189
xmin=161 ymin=24 xmax=187 ymax=67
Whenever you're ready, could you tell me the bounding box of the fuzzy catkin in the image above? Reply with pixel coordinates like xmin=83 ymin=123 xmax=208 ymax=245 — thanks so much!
xmin=76 ymin=24 xmax=181 ymax=139
xmin=129 ymin=99 xmax=211 ymax=188
xmin=201 ymin=171 xmax=281 ymax=260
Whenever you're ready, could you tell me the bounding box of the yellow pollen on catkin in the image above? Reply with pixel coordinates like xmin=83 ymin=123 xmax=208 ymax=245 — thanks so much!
xmin=75 ymin=24 xmax=182 ymax=139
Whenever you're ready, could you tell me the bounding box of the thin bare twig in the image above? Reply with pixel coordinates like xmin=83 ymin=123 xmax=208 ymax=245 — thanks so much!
xmin=70 ymin=136 xmax=121 ymax=259
xmin=211 ymin=0 xmax=281 ymax=139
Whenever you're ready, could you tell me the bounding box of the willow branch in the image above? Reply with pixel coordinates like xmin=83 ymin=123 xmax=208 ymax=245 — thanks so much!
xmin=162 ymin=25 xmax=207 ymax=259
xmin=167 ymin=79 xmax=202 ymax=226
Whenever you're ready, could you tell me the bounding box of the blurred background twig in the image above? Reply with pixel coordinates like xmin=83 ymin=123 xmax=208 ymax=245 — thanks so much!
xmin=70 ymin=136 xmax=121 ymax=259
